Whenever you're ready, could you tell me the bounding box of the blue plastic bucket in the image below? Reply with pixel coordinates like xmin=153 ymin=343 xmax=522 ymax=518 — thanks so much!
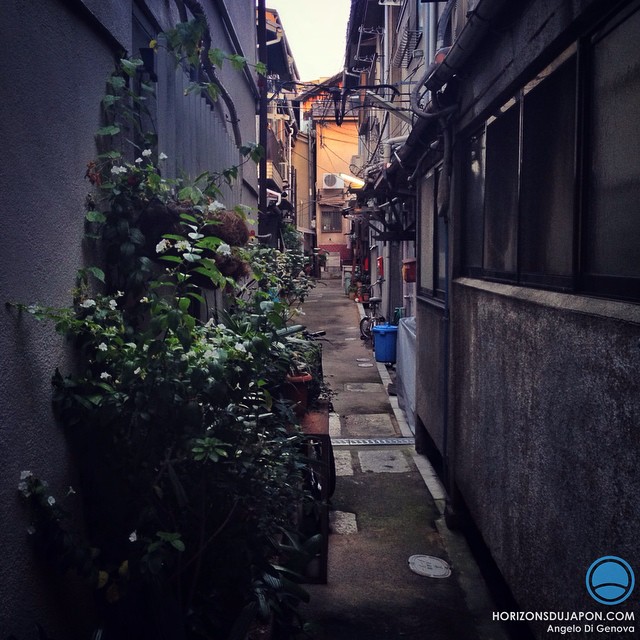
xmin=372 ymin=324 xmax=398 ymax=363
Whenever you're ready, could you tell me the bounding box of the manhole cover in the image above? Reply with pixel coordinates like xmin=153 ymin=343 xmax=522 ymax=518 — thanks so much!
xmin=408 ymin=555 xmax=451 ymax=578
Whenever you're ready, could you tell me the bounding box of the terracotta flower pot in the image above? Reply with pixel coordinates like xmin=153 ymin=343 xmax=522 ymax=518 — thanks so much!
xmin=283 ymin=373 xmax=313 ymax=416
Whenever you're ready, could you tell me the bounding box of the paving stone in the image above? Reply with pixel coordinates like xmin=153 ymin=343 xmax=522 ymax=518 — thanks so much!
xmin=334 ymin=450 xmax=354 ymax=476
xmin=358 ymin=449 xmax=410 ymax=473
xmin=344 ymin=382 xmax=385 ymax=393
xmin=329 ymin=510 xmax=358 ymax=535
xmin=342 ymin=413 xmax=396 ymax=438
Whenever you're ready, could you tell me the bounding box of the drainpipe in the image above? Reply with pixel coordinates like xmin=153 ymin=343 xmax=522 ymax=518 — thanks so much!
xmin=428 ymin=3 xmax=437 ymax=64
xmin=438 ymin=119 xmax=453 ymax=495
xmin=426 ymin=0 xmax=511 ymax=93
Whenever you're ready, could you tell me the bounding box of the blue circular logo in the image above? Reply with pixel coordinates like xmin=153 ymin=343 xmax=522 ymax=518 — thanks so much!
xmin=586 ymin=556 xmax=635 ymax=605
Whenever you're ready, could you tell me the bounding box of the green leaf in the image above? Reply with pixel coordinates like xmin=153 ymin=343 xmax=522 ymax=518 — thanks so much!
xmin=195 ymin=236 xmax=222 ymax=251
xmin=255 ymin=61 xmax=267 ymax=76
xmin=159 ymin=255 xmax=183 ymax=263
xmin=184 ymin=82 xmax=202 ymax=97
xmin=170 ymin=539 xmax=185 ymax=552
xmin=85 ymin=210 xmax=106 ymax=223
xmin=208 ymin=48 xmax=226 ymax=68
xmin=102 ymin=94 xmax=121 ymax=107
xmin=96 ymin=125 xmax=121 ymax=137
xmin=179 ymin=212 xmax=198 ymax=224
xmin=178 ymin=297 xmax=191 ymax=312
xmin=121 ymin=57 xmax=143 ymax=77
xmin=206 ymin=83 xmax=219 ymax=102
xmin=86 ymin=267 xmax=106 ymax=283
xmin=186 ymin=292 xmax=206 ymax=305
xmin=228 ymin=54 xmax=247 ymax=71
xmin=107 ymin=75 xmax=126 ymax=90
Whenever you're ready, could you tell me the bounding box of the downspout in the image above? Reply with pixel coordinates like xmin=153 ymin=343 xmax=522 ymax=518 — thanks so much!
xmin=425 ymin=0 xmax=511 ymax=93
xmin=438 ymin=119 xmax=453 ymax=494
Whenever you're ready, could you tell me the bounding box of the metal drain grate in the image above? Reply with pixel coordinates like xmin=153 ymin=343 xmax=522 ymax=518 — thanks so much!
xmin=332 ymin=437 xmax=415 ymax=447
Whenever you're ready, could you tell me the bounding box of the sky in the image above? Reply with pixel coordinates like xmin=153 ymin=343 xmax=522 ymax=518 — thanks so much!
xmin=268 ymin=0 xmax=351 ymax=81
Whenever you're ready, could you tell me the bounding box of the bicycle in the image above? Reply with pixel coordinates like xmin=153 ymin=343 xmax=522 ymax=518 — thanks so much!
xmin=359 ymin=278 xmax=386 ymax=340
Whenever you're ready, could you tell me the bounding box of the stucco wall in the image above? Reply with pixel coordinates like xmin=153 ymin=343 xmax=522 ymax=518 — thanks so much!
xmin=451 ymin=279 xmax=640 ymax=627
xmin=0 ymin=1 xmax=117 ymax=636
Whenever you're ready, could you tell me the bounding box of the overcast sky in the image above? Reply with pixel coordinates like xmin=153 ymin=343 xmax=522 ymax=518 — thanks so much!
xmin=268 ymin=0 xmax=351 ymax=80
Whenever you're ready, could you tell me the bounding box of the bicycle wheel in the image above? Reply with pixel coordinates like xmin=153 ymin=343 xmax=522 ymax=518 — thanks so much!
xmin=359 ymin=315 xmax=372 ymax=340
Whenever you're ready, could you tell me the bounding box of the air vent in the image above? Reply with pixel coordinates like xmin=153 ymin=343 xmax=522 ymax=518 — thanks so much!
xmin=322 ymin=173 xmax=345 ymax=189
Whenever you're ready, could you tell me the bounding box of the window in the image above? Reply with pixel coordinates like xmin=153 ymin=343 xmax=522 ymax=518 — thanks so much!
xmin=321 ymin=209 xmax=342 ymax=232
xmin=483 ymin=101 xmax=519 ymax=279
xmin=419 ymin=166 xmax=446 ymax=298
xmin=520 ymin=53 xmax=576 ymax=287
xmin=583 ymin=4 xmax=640 ymax=298
xmin=462 ymin=129 xmax=485 ymax=278
xmin=461 ymin=4 xmax=640 ymax=302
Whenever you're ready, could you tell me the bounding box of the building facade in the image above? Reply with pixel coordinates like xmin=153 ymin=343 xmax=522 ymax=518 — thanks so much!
xmin=346 ymin=0 xmax=640 ymax=632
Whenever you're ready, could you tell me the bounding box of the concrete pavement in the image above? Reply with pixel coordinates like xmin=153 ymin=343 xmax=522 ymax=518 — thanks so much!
xmin=297 ymin=275 xmax=510 ymax=640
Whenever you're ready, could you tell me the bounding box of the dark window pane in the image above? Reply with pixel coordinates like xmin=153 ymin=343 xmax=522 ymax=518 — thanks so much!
xmin=587 ymin=7 xmax=640 ymax=279
xmin=462 ymin=129 xmax=486 ymax=274
xmin=436 ymin=212 xmax=447 ymax=293
xmin=520 ymin=57 xmax=576 ymax=279
xmin=483 ymin=104 xmax=519 ymax=276
xmin=419 ymin=170 xmax=436 ymax=292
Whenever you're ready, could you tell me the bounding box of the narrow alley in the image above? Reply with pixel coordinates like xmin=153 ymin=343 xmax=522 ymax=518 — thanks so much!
xmin=296 ymin=276 xmax=506 ymax=640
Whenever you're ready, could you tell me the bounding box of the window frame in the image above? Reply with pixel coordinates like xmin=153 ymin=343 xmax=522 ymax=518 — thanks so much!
xmin=460 ymin=7 xmax=640 ymax=303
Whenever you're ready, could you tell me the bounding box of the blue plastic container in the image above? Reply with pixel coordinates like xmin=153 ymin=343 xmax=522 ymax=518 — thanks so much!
xmin=372 ymin=324 xmax=398 ymax=363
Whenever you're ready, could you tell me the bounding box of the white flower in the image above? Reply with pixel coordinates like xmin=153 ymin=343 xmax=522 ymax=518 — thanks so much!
xmin=100 ymin=372 xmax=112 ymax=380
xmin=142 ymin=149 xmax=152 ymax=157
xmin=207 ymin=200 xmax=225 ymax=213
xmin=140 ymin=296 xmax=150 ymax=304
xmin=135 ymin=157 xmax=143 ymax=164
xmin=156 ymin=239 xmax=171 ymax=254
xmin=129 ymin=531 xmax=137 ymax=543
xmin=133 ymin=367 xmax=141 ymax=375
xmin=26 ymin=526 xmax=36 ymax=535
xmin=217 ymin=243 xmax=231 ymax=256
xmin=115 ymin=290 xmax=124 ymax=298
xmin=47 ymin=496 xmax=56 ymax=506
xmin=175 ymin=240 xmax=191 ymax=251
xmin=110 ymin=165 xmax=127 ymax=175
xmin=235 ymin=342 xmax=247 ymax=353
xmin=108 ymin=299 xmax=118 ymax=310
xmin=159 ymin=152 xmax=168 ymax=161
xmin=98 ymin=343 xmax=108 ymax=352
xmin=80 ymin=299 xmax=96 ymax=308
xmin=67 ymin=486 xmax=76 ymax=496
xmin=20 ymin=470 xmax=33 ymax=481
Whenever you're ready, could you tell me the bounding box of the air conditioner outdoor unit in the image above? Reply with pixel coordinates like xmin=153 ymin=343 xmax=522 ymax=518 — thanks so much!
xmin=322 ymin=173 xmax=345 ymax=189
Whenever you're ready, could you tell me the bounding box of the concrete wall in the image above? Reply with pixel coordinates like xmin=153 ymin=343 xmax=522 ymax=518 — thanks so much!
xmin=451 ymin=280 xmax=640 ymax=624
xmin=0 ymin=1 xmax=257 ymax=636
xmin=0 ymin=1 xmax=117 ymax=636
xmin=411 ymin=0 xmax=640 ymax=629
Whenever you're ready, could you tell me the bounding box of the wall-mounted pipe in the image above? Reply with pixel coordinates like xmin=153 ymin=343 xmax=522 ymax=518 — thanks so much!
xmin=426 ymin=0 xmax=511 ymax=92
